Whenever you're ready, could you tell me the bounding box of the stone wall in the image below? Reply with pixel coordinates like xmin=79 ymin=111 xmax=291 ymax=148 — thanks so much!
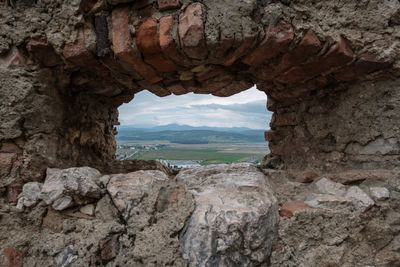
xmin=265 ymin=78 xmax=400 ymax=171
xmin=0 ymin=0 xmax=399 ymax=193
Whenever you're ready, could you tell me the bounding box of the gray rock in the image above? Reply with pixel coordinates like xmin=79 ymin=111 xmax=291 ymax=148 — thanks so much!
xmin=370 ymin=187 xmax=390 ymax=200
xmin=54 ymin=245 xmax=78 ymax=267
xmin=305 ymin=193 xmax=352 ymax=209
xmin=16 ymin=182 xmax=42 ymax=209
xmin=79 ymin=204 xmax=95 ymax=216
xmin=40 ymin=167 xmax=103 ymax=211
xmin=345 ymin=186 xmax=375 ymax=212
xmin=107 ymin=170 xmax=168 ymax=218
xmin=176 ymin=163 xmax=278 ymax=266
xmin=95 ymin=195 xmax=120 ymax=222
xmin=315 ymin=178 xmax=347 ymax=196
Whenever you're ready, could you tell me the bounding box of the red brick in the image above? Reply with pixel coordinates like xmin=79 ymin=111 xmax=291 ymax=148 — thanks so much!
xmin=137 ymin=18 xmax=160 ymax=55
xmin=136 ymin=18 xmax=177 ymax=72
xmin=111 ymin=6 xmax=162 ymax=84
xmin=271 ymin=113 xmax=298 ymax=127
xmin=3 ymin=247 xmax=24 ymax=267
xmin=264 ymin=130 xmax=285 ymax=143
xmin=277 ymin=36 xmax=354 ymax=84
xmin=7 ymin=183 xmax=22 ymax=205
xmin=0 ymin=47 xmax=25 ymax=68
xmin=179 ymin=3 xmax=208 ymax=60
xmin=110 ymin=92 xmax=136 ymax=106
xmin=158 ymin=0 xmax=180 ymax=10
xmin=159 ymin=15 xmax=180 ymax=62
xmin=212 ymin=80 xmax=253 ymax=97
xmin=273 ymin=30 xmax=322 ymax=75
xmin=280 ymin=201 xmax=309 ymax=218
xmin=354 ymin=53 xmax=391 ymax=74
xmin=242 ymin=21 xmax=294 ymax=67
xmin=138 ymin=80 xmax=171 ymax=97
xmin=166 ymin=82 xmax=188 ymax=95
xmin=198 ymin=74 xmax=234 ymax=94
xmin=26 ymin=37 xmax=62 ymax=67
xmin=224 ymin=34 xmax=258 ymax=66
xmin=0 ymin=153 xmax=16 ymax=179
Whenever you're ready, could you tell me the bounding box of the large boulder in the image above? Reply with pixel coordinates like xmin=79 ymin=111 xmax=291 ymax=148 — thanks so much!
xmin=177 ymin=163 xmax=278 ymax=266
xmin=40 ymin=167 xmax=104 ymax=210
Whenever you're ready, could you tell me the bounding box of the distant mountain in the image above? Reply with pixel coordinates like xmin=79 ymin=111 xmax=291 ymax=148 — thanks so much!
xmin=116 ymin=124 xmax=266 ymax=144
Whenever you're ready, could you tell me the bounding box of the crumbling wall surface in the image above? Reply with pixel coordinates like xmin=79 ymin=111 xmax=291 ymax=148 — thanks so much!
xmin=266 ymin=78 xmax=400 ymax=171
xmin=0 ymin=0 xmax=399 ymax=183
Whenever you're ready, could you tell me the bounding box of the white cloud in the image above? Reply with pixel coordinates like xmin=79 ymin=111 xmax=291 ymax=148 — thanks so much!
xmin=118 ymin=86 xmax=272 ymax=129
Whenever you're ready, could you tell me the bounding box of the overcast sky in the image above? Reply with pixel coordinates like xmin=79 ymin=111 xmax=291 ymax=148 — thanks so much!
xmin=118 ymin=86 xmax=271 ymax=129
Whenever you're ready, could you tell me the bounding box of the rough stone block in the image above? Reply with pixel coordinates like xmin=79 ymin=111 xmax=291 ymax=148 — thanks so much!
xmin=7 ymin=183 xmax=22 ymax=205
xmin=99 ymin=235 xmax=120 ymax=263
xmin=179 ymin=3 xmax=208 ymax=60
xmin=177 ymin=164 xmax=278 ymax=266
xmin=157 ymin=0 xmax=180 ymax=10
xmin=0 ymin=152 xmax=16 ymax=179
xmin=271 ymin=113 xmax=298 ymax=127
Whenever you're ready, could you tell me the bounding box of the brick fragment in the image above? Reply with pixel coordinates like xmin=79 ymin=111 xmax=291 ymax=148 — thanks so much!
xmin=179 ymin=3 xmax=208 ymax=60
xmin=166 ymin=82 xmax=188 ymax=95
xmin=0 ymin=47 xmax=25 ymax=68
xmin=271 ymin=113 xmax=298 ymax=127
xmin=280 ymin=201 xmax=309 ymax=218
xmin=3 ymin=247 xmax=24 ymax=267
xmin=242 ymin=21 xmax=294 ymax=67
xmin=212 ymin=80 xmax=253 ymax=97
xmin=138 ymin=80 xmax=171 ymax=97
xmin=7 ymin=183 xmax=22 ymax=205
xmin=136 ymin=18 xmax=177 ymax=72
xmin=158 ymin=0 xmax=180 ymax=10
xmin=277 ymin=36 xmax=354 ymax=84
xmin=159 ymin=15 xmax=180 ymax=62
xmin=112 ymin=6 xmax=162 ymax=84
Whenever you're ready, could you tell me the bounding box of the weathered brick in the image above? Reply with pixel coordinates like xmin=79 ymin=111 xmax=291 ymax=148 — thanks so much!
xmin=3 ymin=247 xmax=24 ymax=267
xmin=158 ymin=0 xmax=180 ymax=10
xmin=136 ymin=18 xmax=177 ymax=72
xmin=138 ymin=80 xmax=171 ymax=97
xmin=280 ymin=201 xmax=310 ymax=218
xmin=277 ymin=36 xmax=354 ymax=84
xmin=223 ymin=34 xmax=257 ymax=66
xmin=271 ymin=113 xmax=298 ymax=127
xmin=159 ymin=15 xmax=180 ymax=62
xmin=26 ymin=38 xmax=62 ymax=67
xmin=335 ymin=53 xmax=392 ymax=82
xmin=166 ymin=82 xmax=188 ymax=95
xmin=212 ymin=80 xmax=253 ymax=97
xmin=7 ymin=183 xmax=22 ymax=205
xmin=112 ymin=6 xmax=162 ymax=84
xmin=273 ymin=30 xmax=322 ymax=75
xmin=0 ymin=153 xmax=16 ymax=179
xmin=264 ymin=130 xmax=285 ymax=143
xmin=179 ymin=3 xmax=208 ymax=60
xmin=242 ymin=21 xmax=294 ymax=67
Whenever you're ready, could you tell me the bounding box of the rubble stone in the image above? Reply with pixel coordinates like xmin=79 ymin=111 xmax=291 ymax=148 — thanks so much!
xmin=177 ymin=164 xmax=278 ymax=266
xmin=40 ymin=167 xmax=103 ymax=211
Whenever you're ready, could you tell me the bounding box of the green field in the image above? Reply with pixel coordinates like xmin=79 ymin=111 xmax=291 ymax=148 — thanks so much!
xmin=118 ymin=142 xmax=268 ymax=165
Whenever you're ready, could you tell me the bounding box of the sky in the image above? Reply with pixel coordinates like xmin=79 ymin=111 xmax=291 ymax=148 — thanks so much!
xmin=118 ymin=86 xmax=272 ymax=129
